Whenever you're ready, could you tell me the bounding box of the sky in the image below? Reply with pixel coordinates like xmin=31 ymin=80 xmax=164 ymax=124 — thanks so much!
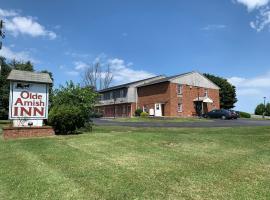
xmin=0 ymin=0 xmax=270 ymax=113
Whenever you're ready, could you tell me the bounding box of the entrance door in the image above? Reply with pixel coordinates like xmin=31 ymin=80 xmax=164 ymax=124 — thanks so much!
xmin=155 ymin=103 xmax=162 ymax=117
xmin=194 ymin=101 xmax=202 ymax=116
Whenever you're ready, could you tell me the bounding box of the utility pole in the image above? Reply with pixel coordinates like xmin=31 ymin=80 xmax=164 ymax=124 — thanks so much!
xmin=263 ymin=97 xmax=266 ymax=119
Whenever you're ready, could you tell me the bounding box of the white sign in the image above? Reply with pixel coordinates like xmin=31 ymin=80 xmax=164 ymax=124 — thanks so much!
xmin=9 ymin=82 xmax=49 ymax=120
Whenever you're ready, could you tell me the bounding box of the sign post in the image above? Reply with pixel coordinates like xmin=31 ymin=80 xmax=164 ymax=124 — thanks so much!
xmin=3 ymin=70 xmax=54 ymax=139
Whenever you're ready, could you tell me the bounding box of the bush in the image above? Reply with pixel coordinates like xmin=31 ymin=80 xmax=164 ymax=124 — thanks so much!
xmin=239 ymin=111 xmax=251 ymax=118
xmin=89 ymin=111 xmax=103 ymax=118
xmin=48 ymin=105 xmax=86 ymax=134
xmin=140 ymin=112 xmax=149 ymax=118
xmin=49 ymin=81 xmax=98 ymax=134
xmin=135 ymin=108 xmax=143 ymax=116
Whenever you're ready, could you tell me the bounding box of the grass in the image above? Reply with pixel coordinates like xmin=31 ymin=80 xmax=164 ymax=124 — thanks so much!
xmin=0 ymin=123 xmax=270 ymax=199
xmin=110 ymin=117 xmax=212 ymax=123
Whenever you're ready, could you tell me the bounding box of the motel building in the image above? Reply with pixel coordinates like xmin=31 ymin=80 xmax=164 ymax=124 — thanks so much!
xmin=96 ymin=71 xmax=220 ymax=117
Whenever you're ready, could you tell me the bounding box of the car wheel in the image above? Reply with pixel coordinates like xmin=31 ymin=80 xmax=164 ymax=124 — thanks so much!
xmin=221 ymin=115 xmax=226 ymax=120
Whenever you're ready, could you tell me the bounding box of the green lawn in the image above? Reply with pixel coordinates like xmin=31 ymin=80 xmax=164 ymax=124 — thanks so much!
xmin=0 ymin=124 xmax=270 ymax=199
xmin=110 ymin=117 xmax=212 ymax=123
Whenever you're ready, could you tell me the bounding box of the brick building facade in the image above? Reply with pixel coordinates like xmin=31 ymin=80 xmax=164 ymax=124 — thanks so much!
xmin=96 ymin=72 xmax=220 ymax=117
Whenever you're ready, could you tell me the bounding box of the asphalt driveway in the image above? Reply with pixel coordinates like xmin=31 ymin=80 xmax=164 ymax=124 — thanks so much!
xmin=93 ymin=118 xmax=270 ymax=128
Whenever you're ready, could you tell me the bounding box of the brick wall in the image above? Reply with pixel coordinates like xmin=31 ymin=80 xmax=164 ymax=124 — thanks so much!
xmin=137 ymin=82 xmax=220 ymax=117
xmin=137 ymin=82 xmax=172 ymax=116
xmin=177 ymin=85 xmax=220 ymax=117
xmin=3 ymin=126 xmax=55 ymax=139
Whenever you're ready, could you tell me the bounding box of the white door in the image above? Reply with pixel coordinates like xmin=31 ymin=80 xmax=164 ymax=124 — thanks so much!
xmin=155 ymin=103 xmax=162 ymax=117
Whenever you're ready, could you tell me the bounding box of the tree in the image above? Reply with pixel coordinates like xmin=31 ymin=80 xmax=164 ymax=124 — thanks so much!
xmin=255 ymin=103 xmax=265 ymax=115
xmin=48 ymin=81 xmax=99 ymax=133
xmin=10 ymin=60 xmax=34 ymax=71
xmin=0 ymin=57 xmax=11 ymax=119
xmin=204 ymin=73 xmax=237 ymax=109
xmin=82 ymin=62 xmax=113 ymax=90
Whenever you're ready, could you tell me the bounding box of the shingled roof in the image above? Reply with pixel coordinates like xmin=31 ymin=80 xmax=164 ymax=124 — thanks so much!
xmin=7 ymin=70 xmax=53 ymax=84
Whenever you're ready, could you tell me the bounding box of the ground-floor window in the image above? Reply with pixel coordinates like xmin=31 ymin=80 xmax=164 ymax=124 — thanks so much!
xmin=178 ymin=103 xmax=183 ymax=112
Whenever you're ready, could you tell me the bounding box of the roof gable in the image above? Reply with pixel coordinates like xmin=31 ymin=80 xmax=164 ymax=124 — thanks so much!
xmin=169 ymin=71 xmax=220 ymax=89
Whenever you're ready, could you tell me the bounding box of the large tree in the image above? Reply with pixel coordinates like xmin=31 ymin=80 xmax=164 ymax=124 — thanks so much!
xmin=255 ymin=103 xmax=265 ymax=115
xmin=82 ymin=62 xmax=113 ymax=90
xmin=204 ymin=73 xmax=237 ymax=109
xmin=10 ymin=60 xmax=34 ymax=71
xmin=0 ymin=57 xmax=11 ymax=119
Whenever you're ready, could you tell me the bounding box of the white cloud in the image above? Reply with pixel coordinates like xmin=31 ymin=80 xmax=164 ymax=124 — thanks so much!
xmin=0 ymin=8 xmax=18 ymax=17
xmin=66 ymin=70 xmax=79 ymax=76
xmin=64 ymin=51 xmax=92 ymax=59
xmin=228 ymin=71 xmax=270 ymax=112
xmin=235 ymin=0 xmax=270 ymax=11
xmin=202 ymin=24 xmax=227 ymax=31
xmin=0 ymin=46 xmax=35 ymax=62
xmin=74 ymin=61 xmax=88 ymax=70
xmin=0 ymin=8 xmax=56 ymax=39
xmin=250 ymin=8 xmax=270 ymax=31
xmin=108 ymin=58 xmax=155 ymax=84
xmin=234 ymin=0 xmax=270 ymax=31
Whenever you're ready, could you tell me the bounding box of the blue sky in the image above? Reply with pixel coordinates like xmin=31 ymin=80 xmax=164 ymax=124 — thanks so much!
xmin=1 ymin=0 xmax=270 ymax=113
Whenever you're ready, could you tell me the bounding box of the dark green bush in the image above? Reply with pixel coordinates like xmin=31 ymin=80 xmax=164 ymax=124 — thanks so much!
xmin=89 ymin=111 xmax=103 ymax=118
xmin=239 ymin=111 xmax=251 ymax=118
xmin=48 ymin=105 xmax=86 ymax=134
xmin=135 ymin=108 xmax=143 ymax=116
xmin=140 ymin=112 xmax=149 ymax=118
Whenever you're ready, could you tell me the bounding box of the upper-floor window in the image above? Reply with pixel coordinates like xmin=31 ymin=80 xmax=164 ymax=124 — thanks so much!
xmin=204 ymin=89 xmax=208 ymax=97
xmin=177 ymin=84 xmax=183 ymax=95
xmin=120 ymin=89 xmax=124 ymax=98
xmin=110 ymin=92 xmax=113 ymax=99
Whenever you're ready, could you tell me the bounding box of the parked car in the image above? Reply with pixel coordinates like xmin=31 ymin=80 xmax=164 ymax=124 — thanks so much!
xmin=229 ymin=110 xmax=240 ymax=119
xmin=203 ymin=109 xmax=233 ymax=120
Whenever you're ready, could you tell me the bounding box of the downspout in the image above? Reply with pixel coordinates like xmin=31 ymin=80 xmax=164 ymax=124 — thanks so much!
xmin=135 ymin=87 xmax=138 ymax=109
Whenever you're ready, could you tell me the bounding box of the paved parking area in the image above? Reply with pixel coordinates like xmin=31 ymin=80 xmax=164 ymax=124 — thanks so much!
xmin=93 ymin=118 xmax=270 ymax=128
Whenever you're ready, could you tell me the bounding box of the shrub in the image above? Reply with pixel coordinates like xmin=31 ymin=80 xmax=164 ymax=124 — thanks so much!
xmin=140 ymin=112 xmax=149 ymax=118
xmin=49 ymin=81 xmax=98 ymax=134
xmin=239 ymin=111 xmax=251 ymax=118
xmin=135 ymin=108 xmax=143 ymax=116
xmin=89 ymin=111 xmax=103 ymax=118
xmin=48 ymin=105 xmax=86 ymax=134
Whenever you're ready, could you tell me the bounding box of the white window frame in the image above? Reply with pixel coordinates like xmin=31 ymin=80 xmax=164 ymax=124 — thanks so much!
xmin=178 ymin=103 xmax=183 ymax=112
xmin=177 ymin=84 xmax=183 ymax=95
xmin=204 ymin=89 xmax=208 ymax=97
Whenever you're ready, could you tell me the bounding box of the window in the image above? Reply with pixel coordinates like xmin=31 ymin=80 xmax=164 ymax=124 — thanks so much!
xmin=177 ymin=84 xmax=183 ymax=95
xmin=204 ymin=89 xmax=208 ymax=97
xmin=110 ymin=92 xmax=113 ymax=99
xmin=120 ymin=89 xmax=124 ymax=98
xmin=178 ymin=103 xmax=183 ymax=112
xmin=123 ymin=105 xmax=126 ymax=114
xmin=143 ymin=105 xmax=148 ymax=112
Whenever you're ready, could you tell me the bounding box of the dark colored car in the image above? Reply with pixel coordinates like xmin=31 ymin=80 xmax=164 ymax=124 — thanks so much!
xmin=229 ymin=110 xmax=240 ymax=119
xmin=203 ymin=109 xmax=233 ymax=120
